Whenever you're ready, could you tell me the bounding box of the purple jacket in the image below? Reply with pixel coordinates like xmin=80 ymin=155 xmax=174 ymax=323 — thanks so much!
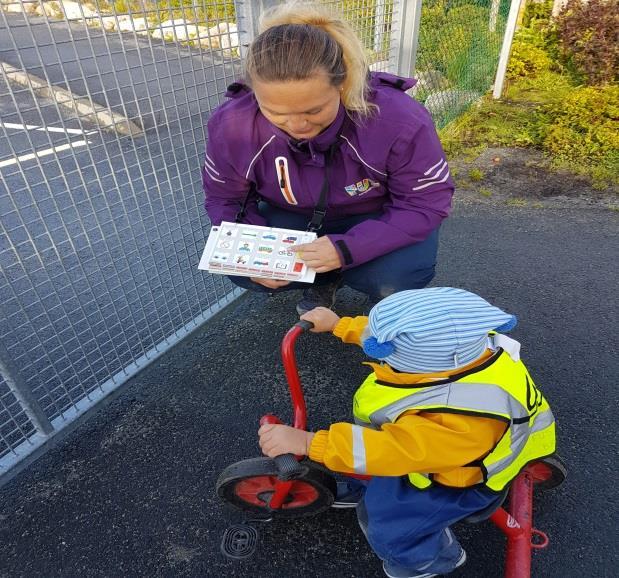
xmin=202 ymin=72 xmax=454 ymax=270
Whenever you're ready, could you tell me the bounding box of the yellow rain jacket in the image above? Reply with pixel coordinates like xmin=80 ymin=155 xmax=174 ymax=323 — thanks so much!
xmin=308 ymin=316 xmax=555 ymax=490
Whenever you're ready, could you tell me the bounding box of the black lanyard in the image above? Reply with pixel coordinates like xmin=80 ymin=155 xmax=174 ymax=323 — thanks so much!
xmin=236 ymin=116 xmax=348 ymax=232
xmin=305 ymin=141 xmax=337 ymax=232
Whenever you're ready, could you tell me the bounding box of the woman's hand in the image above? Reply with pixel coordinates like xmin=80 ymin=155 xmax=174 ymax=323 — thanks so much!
xmin=258 ymin=424 xmax=314 ymax=457
xmin=250 ymin=277 xmax=291 ymax=289
xmin=293 ymin=237 xmax=342 ymax=273
xmin=300 ymin=307 xmax=340 ymax=333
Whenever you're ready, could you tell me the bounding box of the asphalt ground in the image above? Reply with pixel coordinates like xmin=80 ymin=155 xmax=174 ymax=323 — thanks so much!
xmin=1 ymin=202 xmax=617 ymax=578
xmin=1 ymin=13 xmax=239 ymax=129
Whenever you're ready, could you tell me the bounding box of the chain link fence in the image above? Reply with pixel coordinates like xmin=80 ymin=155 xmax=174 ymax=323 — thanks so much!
xmin=0 ymin=0 xmax=513 ymax=484
xmin=414 ymin=0 xmax=511 ymax=127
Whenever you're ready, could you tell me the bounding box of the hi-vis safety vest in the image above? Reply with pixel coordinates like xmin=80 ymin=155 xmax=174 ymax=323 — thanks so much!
xmin=352 ymin=338 xmax=556 ymax=492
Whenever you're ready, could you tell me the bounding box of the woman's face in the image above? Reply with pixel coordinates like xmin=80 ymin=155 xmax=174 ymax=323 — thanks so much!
xmin=252 ymin=71 xmax=342 ymax=140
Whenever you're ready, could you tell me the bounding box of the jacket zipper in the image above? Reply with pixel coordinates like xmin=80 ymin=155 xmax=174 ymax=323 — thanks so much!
xmin=276 ymin=156 xmax=298 ymax=205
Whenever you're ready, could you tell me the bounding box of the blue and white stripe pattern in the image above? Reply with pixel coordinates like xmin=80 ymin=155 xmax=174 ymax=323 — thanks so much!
xmin=366 ymin=287 xmax=516 ymax=373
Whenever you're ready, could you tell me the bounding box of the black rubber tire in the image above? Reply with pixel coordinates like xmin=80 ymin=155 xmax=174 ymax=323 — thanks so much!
xmin=527 ymin=454 xmax=567 ymax=490
xmin=216 ymin=457 xmax=337 ymax=518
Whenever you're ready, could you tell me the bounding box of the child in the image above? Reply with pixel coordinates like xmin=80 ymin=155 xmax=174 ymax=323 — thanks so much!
xmin=258 ymin=287 xmax=556 ymax=578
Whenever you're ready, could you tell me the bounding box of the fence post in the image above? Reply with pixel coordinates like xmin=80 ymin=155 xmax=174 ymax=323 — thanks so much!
xmin=0 ymin=341 xmax=54 ymax=437
xmin=493 ymin=0 xmax=524 ymax=99
xmin=234 ymin=0 xmax=280 ymax=60
xmin=373 ymin=1 xmax=387 ymax=53
xmin=489 ymin=0 xmax=500 ymax=32
xmin=392 ymin=0 xmax=423 ymax=77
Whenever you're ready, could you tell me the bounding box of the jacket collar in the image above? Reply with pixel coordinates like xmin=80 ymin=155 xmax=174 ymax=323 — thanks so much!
xmin=265 ymin=102 xmax=347 ymax=159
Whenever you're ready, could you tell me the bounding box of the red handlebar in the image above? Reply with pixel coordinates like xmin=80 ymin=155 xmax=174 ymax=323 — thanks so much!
xmin=280 ymin=320 xmax=314 ymax=431
xmin=259 ymin=414 xmax=283 ymax=426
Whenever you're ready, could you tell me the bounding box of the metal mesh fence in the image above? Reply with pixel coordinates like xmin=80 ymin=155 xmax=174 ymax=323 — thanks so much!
xmin=0 ymin=0 xmax=244 ymax=473
xmin=414 ymin=0 xmax=511 ymax=127
xmin=0 ymin=0 xmax=512 ymax=482
xmin=326 ymin=1 xmax=395 ymax=70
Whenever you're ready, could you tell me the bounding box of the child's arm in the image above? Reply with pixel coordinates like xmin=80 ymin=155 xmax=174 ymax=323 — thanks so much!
xmin=257 ymin=413 xmax=505 ymax=477
xmin=308 ymin=412 xmax=506 ymax=477
xmin=300 ymin=307 xmax=369 ymax=346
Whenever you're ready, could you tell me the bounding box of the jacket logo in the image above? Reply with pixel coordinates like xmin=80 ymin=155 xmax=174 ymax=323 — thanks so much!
xmin=525 ymin=375 xmax=543 ymax=413
xmin=345 ymin=178 xmax=380 ymax=197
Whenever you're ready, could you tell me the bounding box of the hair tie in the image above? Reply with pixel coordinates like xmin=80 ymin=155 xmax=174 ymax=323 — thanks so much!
xmin=363 ymin=336 xmax=395 ymax=359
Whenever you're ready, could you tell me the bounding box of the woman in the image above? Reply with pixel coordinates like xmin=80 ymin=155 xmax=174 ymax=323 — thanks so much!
xmin=202 ymin=2 xmax=454 ymax=314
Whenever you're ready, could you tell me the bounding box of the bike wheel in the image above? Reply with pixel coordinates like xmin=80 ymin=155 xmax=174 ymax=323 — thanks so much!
xmin=216 ymin=457 xmax=337 ymax=518
xmin=525 ymin=454 xmax=567 ymax=490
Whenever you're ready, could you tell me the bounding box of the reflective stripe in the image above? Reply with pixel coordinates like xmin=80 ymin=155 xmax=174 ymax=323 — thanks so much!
xmin=354 ymin=416 xmax=379 ymax=429
xmin=486 ymin=409 xmax=555 ymax=477
xmin=424 ymin=158 xmax=444 ymax=175
xmin=531 ymin=408 xmax=555 ymax=432
xmin=340 ymin=135 xmax=388 ymax=176
xmin=204 ymin=154 xmax=220 ymax=174
xmin=418 ymin=160 xmax=447 ymax=182
xmin=371 ymin=382 xmax=527 ymax=426
xmin=203 ymin=159 xmax=225 ymax=183
xmin=244 ymin=135 xmax=276 ymax=179
xmin=412 ymin=170 xmax=450 ymax=191
xmin=351 ymin=425 xmax=367 ymax=474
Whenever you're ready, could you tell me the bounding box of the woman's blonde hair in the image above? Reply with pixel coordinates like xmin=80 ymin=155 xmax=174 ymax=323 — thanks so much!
xmin=245 ymin=1 xmax=376 ymax=117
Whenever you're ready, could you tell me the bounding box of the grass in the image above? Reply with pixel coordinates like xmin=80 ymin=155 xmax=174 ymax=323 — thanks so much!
xmin=468 ymin=168 xmax=485 ymax=181
xmin=439 ymin=15 xmax=618 ymax=190
xmin=506 ymin=198 xmax=528 ymax=207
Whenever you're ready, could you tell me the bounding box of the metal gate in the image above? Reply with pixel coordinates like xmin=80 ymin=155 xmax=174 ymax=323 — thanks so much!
xmin=0 ymin=0 xmax=511 ymax=485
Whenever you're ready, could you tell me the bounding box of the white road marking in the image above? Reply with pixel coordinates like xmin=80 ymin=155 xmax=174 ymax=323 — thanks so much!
xmin=0 ymin=121 xmax=96 ymax=135
xmin=0 ymin=122 xmax=96 ymax=168
xmin=0 ymin=139 xmax=90 ymax=168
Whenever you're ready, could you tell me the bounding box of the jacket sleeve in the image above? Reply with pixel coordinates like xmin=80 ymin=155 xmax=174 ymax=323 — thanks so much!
xmin=332 ymin=316 xmax=369 ymax=346
xmin=327 ymin=113 xmax=454 ymax=269
xmin=308 ymin=411 xmax=504 ymax=476
xmin=202 ymin=113 xmax=266 ymax=227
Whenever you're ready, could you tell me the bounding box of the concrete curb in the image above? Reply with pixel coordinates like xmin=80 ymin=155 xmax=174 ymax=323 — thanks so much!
xmin=1 ymin=61 xmax=143 ymax=137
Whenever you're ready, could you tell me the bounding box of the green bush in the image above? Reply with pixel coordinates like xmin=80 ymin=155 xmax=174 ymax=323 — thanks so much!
xmin=521 ymin=0 xmax=554 ymax=28
xmin=542 ymin=84 xmax=619 ymax=182
xmin=507 ymin=37 xmax=553 ymax=78
xmin=555 ymin=0 xmax=619 ymax=85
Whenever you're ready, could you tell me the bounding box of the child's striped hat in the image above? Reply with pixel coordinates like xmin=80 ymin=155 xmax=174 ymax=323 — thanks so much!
xmin=363 ymin=287 xmax=517 ymax=373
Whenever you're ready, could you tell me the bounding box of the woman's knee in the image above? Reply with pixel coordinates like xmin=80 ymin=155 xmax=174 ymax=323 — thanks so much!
xmin=346 ymin=266 xmax=435 ymax=301
xmin=342 ymin=230 xmax=439 ymax=300
xmin=344 ymin=258 xmax=437 ymax=299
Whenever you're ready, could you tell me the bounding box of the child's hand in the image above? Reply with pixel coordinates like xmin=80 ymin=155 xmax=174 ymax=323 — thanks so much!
xmin=300 ymin=307 xmax=340 ymax=333
xmin=258 ymin=424 xmax=314 ymax=458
